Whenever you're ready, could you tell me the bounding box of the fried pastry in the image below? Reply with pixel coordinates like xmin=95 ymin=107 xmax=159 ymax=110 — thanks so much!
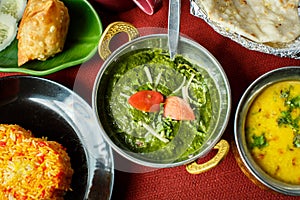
xmin=17 ymin=0 xmax=70 ymax=66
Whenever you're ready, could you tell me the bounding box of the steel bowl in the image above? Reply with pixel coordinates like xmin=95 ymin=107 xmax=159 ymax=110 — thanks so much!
xmin=92 ymin=22 xmax=231 ymax=170
xmin=234 ymin=66 xmax=300 ymax=196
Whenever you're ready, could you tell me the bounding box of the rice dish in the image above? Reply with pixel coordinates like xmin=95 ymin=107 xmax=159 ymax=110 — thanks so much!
xmin=0 ymin=124 xmax=73 ymax=200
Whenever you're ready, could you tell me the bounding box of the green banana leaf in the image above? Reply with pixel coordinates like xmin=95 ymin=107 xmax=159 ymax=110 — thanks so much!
xmin=0 ymin=0 xmax=102 ymax=76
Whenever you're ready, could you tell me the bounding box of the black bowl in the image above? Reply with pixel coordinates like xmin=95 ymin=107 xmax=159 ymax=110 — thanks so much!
xmin=0 ymin=76 xmax=114 ymax=200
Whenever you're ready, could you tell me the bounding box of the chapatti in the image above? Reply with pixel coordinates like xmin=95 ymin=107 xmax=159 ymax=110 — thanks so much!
xmin=198 ymin=0 xmax=300 ymax=43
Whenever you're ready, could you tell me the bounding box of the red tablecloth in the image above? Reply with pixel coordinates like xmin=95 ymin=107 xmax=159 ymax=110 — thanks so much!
xmin=1 ymin=0 xmax=300 ymax=199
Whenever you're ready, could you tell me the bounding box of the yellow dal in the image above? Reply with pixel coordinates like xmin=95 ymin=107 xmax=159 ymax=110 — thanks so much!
xmin=245 ymin=81 xmax=300 ymax=184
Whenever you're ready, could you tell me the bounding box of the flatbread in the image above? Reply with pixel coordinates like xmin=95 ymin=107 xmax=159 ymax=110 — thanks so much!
xmin=198 ymin=0 xmax=300 ymax=43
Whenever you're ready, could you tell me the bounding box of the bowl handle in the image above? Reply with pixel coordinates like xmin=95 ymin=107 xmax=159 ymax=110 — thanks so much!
xmin=186 ymin=139 xmax=229 ymax=174
xmin=98 ymin=21 xmax=140 ymax=60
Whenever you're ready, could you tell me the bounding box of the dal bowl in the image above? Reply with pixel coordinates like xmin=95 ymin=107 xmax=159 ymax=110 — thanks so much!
xmin=0 ymin=76 xmax=114 ymax=199
xmin=234 ymin=66 xmax=300 ymax=195
xmin=93 ymin=22 xmax=231 ymax=170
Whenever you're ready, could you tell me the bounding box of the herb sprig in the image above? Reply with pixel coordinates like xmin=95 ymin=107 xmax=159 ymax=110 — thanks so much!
xmin=249 ymin=134 xmax=268 ymax=149
xmin=277 ymin=87 xmax=300 ymax=148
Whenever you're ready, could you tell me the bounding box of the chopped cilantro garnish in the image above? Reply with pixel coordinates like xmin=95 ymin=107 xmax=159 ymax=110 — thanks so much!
xmin=249 ymin=134 xmax=268 ymax=149
xmin=277 ymin=111 xmax=292 ymax=125
xmin=278 ymin=86 xmax=300 ymax=148
xmin=294 ymin=135 xmax=300 ymax=148
xmin=289 ymin=96 xmax=300 ymax=109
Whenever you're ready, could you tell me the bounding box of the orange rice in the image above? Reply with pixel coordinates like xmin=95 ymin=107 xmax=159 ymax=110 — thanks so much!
xmin=0 ymin=124 xmax=73 ymax=200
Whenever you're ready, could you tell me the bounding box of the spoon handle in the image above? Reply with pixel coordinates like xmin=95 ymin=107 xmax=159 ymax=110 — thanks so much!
xmin=168 ymin=0 xmax=181 ymax=60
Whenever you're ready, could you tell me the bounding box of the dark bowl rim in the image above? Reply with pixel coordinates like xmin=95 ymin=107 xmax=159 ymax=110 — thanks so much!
xmin=0 ymin=75 xmax=115 ymax=199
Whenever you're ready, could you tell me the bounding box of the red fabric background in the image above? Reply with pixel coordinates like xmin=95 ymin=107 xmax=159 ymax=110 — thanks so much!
xmin=1 ymin=0 xmax=300 ymax=199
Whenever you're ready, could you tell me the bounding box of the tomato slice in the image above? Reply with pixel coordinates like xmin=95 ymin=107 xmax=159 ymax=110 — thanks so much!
xmin=128 ymin=90 xmax=164 ymax=112
xmin=163 ymin=96 xmax=195 ymax=120
xmin=0 ymin=141 xmax=6 ymax=147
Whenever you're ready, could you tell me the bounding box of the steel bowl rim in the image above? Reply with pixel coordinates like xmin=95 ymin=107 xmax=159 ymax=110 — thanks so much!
xmin=234 ymin=66 xmax=300 ymax=196
xmin=92 ymin=33 xmax=231 ymax=168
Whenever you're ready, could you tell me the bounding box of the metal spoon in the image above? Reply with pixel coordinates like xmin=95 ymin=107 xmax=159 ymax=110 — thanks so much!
xmin=168 ymin=0 xmax=181 ymax=60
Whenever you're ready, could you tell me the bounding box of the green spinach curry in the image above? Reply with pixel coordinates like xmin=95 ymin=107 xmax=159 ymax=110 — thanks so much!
xmin=102 ymin=49 xmax=212 ymax=162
